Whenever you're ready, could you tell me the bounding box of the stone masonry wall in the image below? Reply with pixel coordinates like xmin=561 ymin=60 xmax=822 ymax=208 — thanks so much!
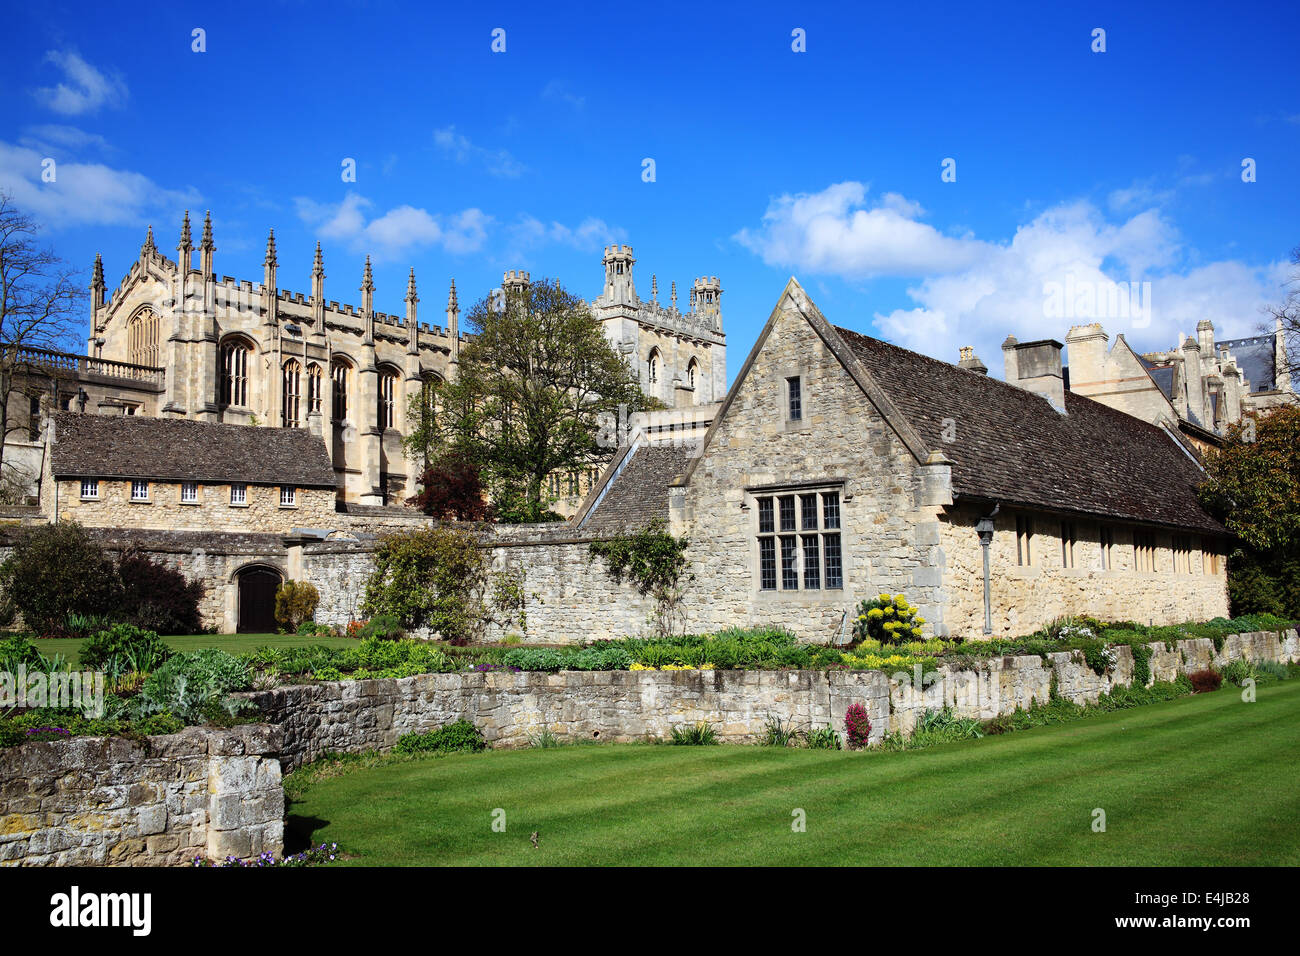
xmin=244 ymin=628 xmax=1298 ymax=773
xmin=0 ymin=725 xmax=283 ymax=867
xmin=939 ymin=503 xmax=1230 ymax=637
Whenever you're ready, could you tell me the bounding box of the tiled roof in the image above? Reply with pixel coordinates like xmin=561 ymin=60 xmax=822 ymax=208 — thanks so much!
xmin=580 ymin=444 xmax=694 ymax=534
xmin=835 ymin=327 xmax=1225 ymax=534
xmin=50 ymin=413 xmax=337 ymax=488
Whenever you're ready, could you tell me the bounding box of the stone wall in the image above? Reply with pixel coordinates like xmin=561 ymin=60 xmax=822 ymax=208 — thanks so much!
xmin=55 ymin=478 xmax=336 ymax=535
xmin=939 ymin=502 xmax=1229 ymax=637
xmin=244 ymin=628 xmax=1299 ymax=772
xmin=0 ymin=725 xmax=283 ymax=867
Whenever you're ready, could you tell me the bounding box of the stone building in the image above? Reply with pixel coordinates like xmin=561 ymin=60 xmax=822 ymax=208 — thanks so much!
xmin=578 ymin=279 xmax=1230 ymax=642
xmin=1064 ymin=318 xmax=1295 ymax=451
xmin=4 ymin=217 xmax=726 ymax=514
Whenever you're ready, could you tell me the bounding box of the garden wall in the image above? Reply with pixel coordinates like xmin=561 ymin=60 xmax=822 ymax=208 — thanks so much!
xmin=246 ymin=628 xmax=1300 ymax=772
xmin=0 ymin=724 xmax=283 ymax=867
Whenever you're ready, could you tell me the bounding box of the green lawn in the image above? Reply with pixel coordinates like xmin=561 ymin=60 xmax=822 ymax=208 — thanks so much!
xmin=37 ymin=632 xmax=356 ymax=667
xmin=287 ymin=679 xmax=1300 ymax=866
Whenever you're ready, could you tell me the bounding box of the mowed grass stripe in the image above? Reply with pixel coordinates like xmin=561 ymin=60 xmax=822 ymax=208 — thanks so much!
xmin=287 ymin=679 xmax=1300 ymax=866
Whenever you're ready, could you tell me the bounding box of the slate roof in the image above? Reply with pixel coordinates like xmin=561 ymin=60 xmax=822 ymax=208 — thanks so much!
xmin=1217 ymin=336 xmax=1276 ymax=392
xmin=50 ymin=413 xmax=337 ymax=488
xmin=580 ymin=443 xmax=694 ymax=533
xmin=834 ymin=327 xmax=1226 ymax=535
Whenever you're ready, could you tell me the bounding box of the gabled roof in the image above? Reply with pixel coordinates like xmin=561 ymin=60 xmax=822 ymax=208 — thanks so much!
xmin=679 ymin=279 xmax=1225 ymax=536
xmin=50 ymin=413 xmax=337 ymax=488
xmin=578 ymin=442 xmax=694 ymax=533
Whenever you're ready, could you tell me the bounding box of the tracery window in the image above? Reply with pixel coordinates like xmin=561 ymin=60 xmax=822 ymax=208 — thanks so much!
xmin=221 ymin=339 xmax=251 ymax=407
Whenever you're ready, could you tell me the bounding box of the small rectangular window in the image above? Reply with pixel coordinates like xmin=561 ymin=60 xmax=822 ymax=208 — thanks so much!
xmin=759 ymin=537 xmax=777 ymax=591
xmin=800 ymin=494 xmax=818 ymax=531
xmin=823 ymin=534 xmax=843 ymax=589
xmin=180 ymin=482 xmax=198 ymax=503
xmin=802 ymin=535 xmax=821 ymax=589
xmin=780 ymin=536 xmax=799 ymax=590
xmin=1060 ymin=521 xmax=1075 ymax=569
xmin=1016 ymin=515 xmax=1034 ymax=566
xmin=230 ymin=484 xmax=247 ymax=506
xmin=822 ymin=491 xmax=841 ymax=530
xmin=80 ymin=479 xmax=99 ymax=499
xmin=280 ymin=486 xmax=297 ymax=507
xmin=787 ymin=376 xmax=802 ymax=421
xmin=130 ymin=480 xmax=149 ymax=502
xmin=778 ymin=495 xmax=796 ymax=532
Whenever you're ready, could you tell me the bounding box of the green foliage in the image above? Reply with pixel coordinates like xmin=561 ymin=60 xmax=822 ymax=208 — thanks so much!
xmin=392 ymin=719 xmax=486 ymax=755
xmin=115 ymin=549 xmax=203 ymax=634
xmin=408 ymin=279 xmax=654 ymax=522
xmin=80 ymin=624 xmax=172 ymax=679
xmin=275 ymin=580 xmax=320 ymax=633
xmin=589 ymin=521 xmax=692 ymax=638
xmin=359 ymin=614 xmax=405 ymax=641
xmin=804 ymin=726 xmax=842 ymax=750
xmin=296 ymin=620 xmax=336 ymax=638
xmin=879 ymin=707 xmax=984 ymax=751
xmin=851 ymin=592 xmax=926 ymax=645
xmin=135 ymin=649 xmax=254 ymax=723
xmin=528 ymin=728 xmax=561 ymax=749
xmin=1227 ymin=552 xmax=1300 ymax=619
xmin=362 ymin=526 xmax=489 ymax=644
xmin=0 ymin=521 xmax=120 ymax=636
xmin=669 ymin=722 xmax=717 ymax=745
xmin=762 ymin=715 xmax=799 ymax=747
xmin=1198 ymin=407 xmax=1300 ymax=554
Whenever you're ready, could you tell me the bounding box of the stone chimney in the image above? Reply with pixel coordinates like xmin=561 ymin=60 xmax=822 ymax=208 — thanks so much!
xmin=1003 ymin=337 xmax=1067 ymax=413
xmin=957 ymin=346 xmax=987 ymax=374
xmin=1064 ymin=323 xmax=1109 ymax=390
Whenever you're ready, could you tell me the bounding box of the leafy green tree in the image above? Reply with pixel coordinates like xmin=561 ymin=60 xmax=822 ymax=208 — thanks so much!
xmin=404 ymin=279 xmax=654 ymax=522
xmin=361 ymin=527 xmax=490 ymax=644
xmin=1199 ymin=407 xmax=1300 ymax=617
xmin=0 ymin=521 xmax=120 ymax=636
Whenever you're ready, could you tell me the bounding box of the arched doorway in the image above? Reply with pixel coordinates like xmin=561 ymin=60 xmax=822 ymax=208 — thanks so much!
xmin=236 ymin=566 xmax=282 ymax=633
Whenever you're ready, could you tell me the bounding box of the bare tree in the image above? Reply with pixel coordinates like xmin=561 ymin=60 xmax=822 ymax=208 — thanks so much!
xmin=0 ymin=192 xmax=83 ymax=486
xmin=1267 ymin=244 xmax=1300 ymax=383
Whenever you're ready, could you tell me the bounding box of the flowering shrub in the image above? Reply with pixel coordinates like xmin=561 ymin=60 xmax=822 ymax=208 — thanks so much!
xmin=346 ymin=620 xmax=366 ymax=639
xmin=1188 ymin=669 xmax=1223 ymax=693
xmin=844 ymin=702 xmax=871 ymax=749
xmin=852 ymin=593 xmax=926 ymax=645
xmin=193 ymin=842 xmax=339 ymax=867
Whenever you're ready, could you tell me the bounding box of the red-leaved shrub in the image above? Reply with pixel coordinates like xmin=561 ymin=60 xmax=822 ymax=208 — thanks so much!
xmin=845 ymin=702 xmax=872 ymax=749
xmin=1188 ymin=669 xmax=1223 ymax=693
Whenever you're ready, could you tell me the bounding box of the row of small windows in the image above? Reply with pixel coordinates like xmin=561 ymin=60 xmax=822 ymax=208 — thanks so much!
xmin=756 ymin=490 xmax=843 ymax=591
xmin=79 ymin=479 xmax=295 ymax=507
xmin=1016 ymin=516 xmax=1219 ymax=575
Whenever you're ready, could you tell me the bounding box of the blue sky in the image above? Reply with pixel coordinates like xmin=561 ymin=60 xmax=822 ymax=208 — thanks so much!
xmin=3 ymin=0 xmax=1298 ymax=379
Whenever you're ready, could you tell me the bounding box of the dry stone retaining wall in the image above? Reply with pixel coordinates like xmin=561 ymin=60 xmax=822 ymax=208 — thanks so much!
xmin=0 ymin=725 xmax=283 ymax=867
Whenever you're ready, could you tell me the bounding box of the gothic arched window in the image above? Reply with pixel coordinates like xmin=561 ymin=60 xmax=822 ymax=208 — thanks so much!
xmin=647 ymin=349 xmax=660 ymax=385
xmin=128 ymin=308 xmax=160 ymax=367
xmin=282 ymin=359 xmax=301 ymax=427
xmin=221 ymin=338 xmax=252 ymax=407
xmin=331 ymin=358 xmax=351 ymax=422
xmin=687 ymin=358 xmax=698 ymax=390
xmin=378 ymin=367 xmax=398 ymax=431
xmin=306 ymin=363 xmax=323 ymax=415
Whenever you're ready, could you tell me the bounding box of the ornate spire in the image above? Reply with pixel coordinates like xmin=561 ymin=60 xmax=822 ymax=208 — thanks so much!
xmin=142 ymin=225 xmax=155 ymax=255
xmin=361 ymin=255 xmax=375 ymax=293
xmin=446 ymin=277 xmax=456 ymax=311
xmin=92 ymin=253 xmax=104 ymax=287
xmin=406 ymin=268 xmax=419 ymax=304
xmin=312 ymin=241 xmax=324 ymax=278
xmin=263 ymin=228 xmax=277 ymax=267
xmin=651 ymin=274 xmax=658 ymax=302
xmin=200 ymin=211 xmax=214 ymax=251
xmin=178 ymin=211 xmax=192 ymax=250
xmin=670 ymin=280 xmax=677 ymax=312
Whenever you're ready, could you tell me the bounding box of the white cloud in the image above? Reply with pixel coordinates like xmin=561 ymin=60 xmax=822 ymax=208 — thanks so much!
xmin=542 ymin=80 xmax=585 ymax=111
xmin=739 ymin=180 xmax=1286 ymax=375
xmin=508 ymin=214 xmax=621 ymax=251
xmin=295 ymin=193 xmax=491 ymax=258
xmin=432 ymin=126 xmax=525 ymax=178
xmin=19 ymin=124 xmax=113 ymax=154
xmin=0 ymin=140 xmax=198 ymax=226
xmin=33 ymin=50 xmax=127 ymax=115
xmin=735 ymin=181 xmax=984 ymax=278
